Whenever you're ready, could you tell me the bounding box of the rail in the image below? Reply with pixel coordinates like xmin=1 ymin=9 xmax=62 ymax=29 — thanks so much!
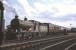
xmin=0 ymin=32 xmax=65 ymax=50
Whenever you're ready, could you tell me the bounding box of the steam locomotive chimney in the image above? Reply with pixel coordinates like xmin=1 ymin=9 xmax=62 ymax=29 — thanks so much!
xmin=15 ymin=15 xmax=18 ymax=19
xmin=24 ymin=17 xmax=27 ymax=21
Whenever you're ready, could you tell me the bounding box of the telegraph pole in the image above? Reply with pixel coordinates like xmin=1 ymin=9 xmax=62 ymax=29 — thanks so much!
xmin=0 ymin=0 xmax=4 ymax=45
xmin=0 ymin=0 xmax=4 ymax=33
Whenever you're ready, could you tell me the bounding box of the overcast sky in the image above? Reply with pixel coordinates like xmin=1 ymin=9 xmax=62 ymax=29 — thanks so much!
xmin=3 ymin=0 xmax=76 ymax=28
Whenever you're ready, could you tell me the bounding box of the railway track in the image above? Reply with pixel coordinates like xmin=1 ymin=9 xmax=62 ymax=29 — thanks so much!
xmin=39 ymin=34 xmax=76 ymax=50
xmin=0 ymin=33 xmax=76 ymax=50
xmin=64 ymin=43 xmax=76 ymax=50
xmin=24 ymin=34 xmax=76 ymax=50
xmin=40 ymin=37 xmax=76 ymax=50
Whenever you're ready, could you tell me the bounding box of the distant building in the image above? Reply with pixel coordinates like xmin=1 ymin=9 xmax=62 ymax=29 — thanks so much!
xmin=71 ymin=28 xmax=76 ymax=32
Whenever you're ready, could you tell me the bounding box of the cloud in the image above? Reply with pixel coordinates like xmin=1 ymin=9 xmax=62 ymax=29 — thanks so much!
xmin=4 ymin=0 xmax=76 ymax=28
xmin=17 ymin=0 xmax=38 ymax=17
xmin=27 ymin=0 xmax=76 ymax=17
xmin=53 ymin=3 xmax=76 ymax=16
xmin=40 ymin=12 xmax=75 ymax=21
xmin=33 ymin=2 xmax=47 ymax=13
